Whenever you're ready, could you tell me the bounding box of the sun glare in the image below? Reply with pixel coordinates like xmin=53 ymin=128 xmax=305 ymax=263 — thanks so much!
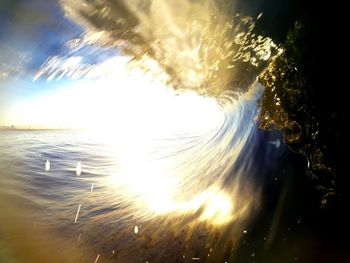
xmin=10 ymin=55 xmax=255 ymax=226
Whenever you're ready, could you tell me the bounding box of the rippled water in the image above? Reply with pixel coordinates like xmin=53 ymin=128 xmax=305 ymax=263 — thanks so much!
xmin=0 ymin=131 xmax=133 ymax=262
xmin=0 ymin=0 xmax=287 ymax=261
xmin=1 ymin=0 xmax=344 ymax=261
xmin=0 ymin=81 xmax=286 ymax=262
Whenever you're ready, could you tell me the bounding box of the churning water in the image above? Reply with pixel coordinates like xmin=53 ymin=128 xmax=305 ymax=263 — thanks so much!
xmin=0 ymin=0 xmax=288 ymax=262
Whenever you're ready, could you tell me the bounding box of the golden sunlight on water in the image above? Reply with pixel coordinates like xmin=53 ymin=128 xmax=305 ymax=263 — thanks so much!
xmin=0 ymin=0 xmax=284 ymax=262
xmin=0 ymin=73 xmax=264 ymax=262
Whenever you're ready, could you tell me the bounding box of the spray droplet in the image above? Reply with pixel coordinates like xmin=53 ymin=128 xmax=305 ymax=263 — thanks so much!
xmin=74 ymin=204 xmax=81 ymax=223
xmin=45 ymin=160 xmax=50 ymax=171
xmin=90 ymin=183 xmax=94 ymax=192
xmin=76 ymin=161 xmax=81 ymax=176
xmin=134 ymin=225 xmax=139 ymax=234
xmin=94 ymin=254 xmax=100 ymax=263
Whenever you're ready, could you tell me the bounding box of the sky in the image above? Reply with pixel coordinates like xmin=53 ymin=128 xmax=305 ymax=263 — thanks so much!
xmin=0 ymin=0 xmax=84 ymax=127
xmin=0 ymin=0 xmax=218 ymax=129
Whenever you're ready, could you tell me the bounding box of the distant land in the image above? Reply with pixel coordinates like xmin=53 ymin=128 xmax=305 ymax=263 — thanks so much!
xmin=0 ymin=125 xmax=78 ymax=131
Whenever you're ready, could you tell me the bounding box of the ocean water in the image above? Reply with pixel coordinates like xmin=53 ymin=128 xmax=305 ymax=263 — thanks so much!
xmin=0 ymin=125 xmax=285 ymax=263
xmin=0 ymin=130 xmax=120 ymax=262
xmin=0 ymin=2 xmax=285 ymax=260
xmin=0 ymin=3 xmax=284 ymax=260
xmin=0 ymin=130 xmax=155 ymax=262
xmin=0 ymin=100 xmax=286 ymax=263
xmin=0 ymin=0 xmax=344 ymax=261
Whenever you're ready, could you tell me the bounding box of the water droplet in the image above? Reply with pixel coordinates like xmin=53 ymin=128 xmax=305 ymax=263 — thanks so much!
xmin=94 ymin=254 xmax=100 ymax=263
xmin=76 ymin=161 xmax=81 ymax=176
xmin=74 ymin=204 xmax=81 ymax=223
xmin=45 ymin=160 xmax=50 ymax=171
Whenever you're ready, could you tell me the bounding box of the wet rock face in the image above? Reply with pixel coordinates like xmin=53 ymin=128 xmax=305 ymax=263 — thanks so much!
xmin=258 ymin=22 xmax=338 ymax=207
